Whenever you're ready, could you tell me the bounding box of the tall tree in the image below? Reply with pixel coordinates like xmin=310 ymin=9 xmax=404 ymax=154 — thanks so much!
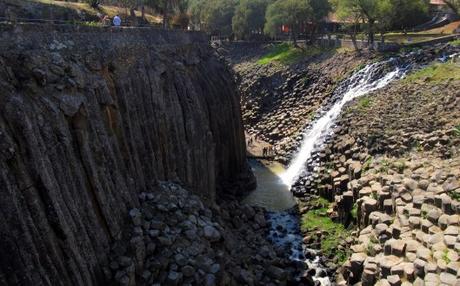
xmin=389 ymin=0 xmax=429 ymax=30
xmin=232 ymin=0 xmax=271 ymax=40
xmin=264 ymin=0 xmax=311 ymax=45
xmin=334 ymin=0 xmax=363 ymax=52
xmin=336 ymin=0 xmax=398 ymax=49
xmin=201 ymin=0 xmax=237 ymax=35
xmin=188 ymin=0 xmax=206 ymax=29
xmin=307 ymin=0 xmax=332 ymax=43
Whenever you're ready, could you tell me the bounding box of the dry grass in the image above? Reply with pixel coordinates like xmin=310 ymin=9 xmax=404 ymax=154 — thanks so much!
xmin=417 ymin=21 xmax=460 ymax=35
xmin=14 ymin=0 xmax=162 ymax=23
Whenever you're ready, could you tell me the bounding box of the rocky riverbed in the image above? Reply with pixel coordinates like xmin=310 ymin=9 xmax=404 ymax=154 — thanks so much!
xmin=106 ymin=181 xmax=316 ymax=285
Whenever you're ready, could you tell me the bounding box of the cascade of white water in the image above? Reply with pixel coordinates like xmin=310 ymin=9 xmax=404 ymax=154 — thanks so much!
xmin=281 ymin=61 xmax=405 ymax=187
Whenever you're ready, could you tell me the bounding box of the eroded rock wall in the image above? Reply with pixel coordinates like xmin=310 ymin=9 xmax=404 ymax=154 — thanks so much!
xmin=0 ymin=26 xmax=248 ymax=285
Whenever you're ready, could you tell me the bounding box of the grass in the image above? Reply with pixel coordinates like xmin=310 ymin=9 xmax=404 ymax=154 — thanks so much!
xmin=451 ymin=39 xmax=460 ymax=47
xmin=442 ymin=249 xmax=451 ymax=264
xmin=392 ymin=160 xmax=407 ymax=174
xmin=454 ymin=125 xmax=460 ymax=137
xmin=404 ymin=62 xmax=460 ymax=83
xmin=362 ymin=157 xmax=373 ymax=174
xmin=257 ymin=43 xmax=323 ymax=65
xmin=301 ymin=202 xmax=351 ymax=264
xmin=351 ymin=203 xmax=358 ymax=220
xmin=23 ymin=0 xmax=162 ymax=23
xmin=378 ymin=159 xmax=390 ymax=174
xmin=421 ymin=210 xmax=428 ymax=219
xmin=356 ymin=96 xmax=372 ymax=111
xmin=448 ymin=190 xmax=460 ymax=202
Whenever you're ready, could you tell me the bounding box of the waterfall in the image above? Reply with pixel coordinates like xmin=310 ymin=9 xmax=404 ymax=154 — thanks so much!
xmin=281 ymin=60 xmax=406 ymax=187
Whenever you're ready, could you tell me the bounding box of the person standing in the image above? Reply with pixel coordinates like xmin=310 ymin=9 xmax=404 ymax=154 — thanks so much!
xmin=113 ymin=15 xmax=121 ymax=27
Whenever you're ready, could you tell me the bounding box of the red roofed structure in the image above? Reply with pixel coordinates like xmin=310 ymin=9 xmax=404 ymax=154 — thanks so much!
xmin=430 ymin=0 xmax=446 ymax=5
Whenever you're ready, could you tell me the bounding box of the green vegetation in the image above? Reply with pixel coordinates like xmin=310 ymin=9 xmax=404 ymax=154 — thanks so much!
xmin=371 ymin=191 xmax=379 ymax=200
xmin=451 ymin=39 xmax=460 ymax=47
xmin=356 ymin=96 xmax=372 ymax=111
xmin=378 ymin=159 xmax=390 ymax=174
xmin=312 ymin=197 xmax=330 ymax=207
xmin=448 ymin=190 xmax=460 ymax=201
xmin=392 ymin=160 xmax=407 ymax=173
xmin=454 ymin=125 xmax=460 ymax=137
xmin=324 ymin=161 xmax=335 ymax=172
xmin=362 ymin=157 xmax=373 ymax=174
xmin=421 ymin=210 xmax=428 ymax=219
xmin=404 ymin=63 xmax=460 ymax=83
xmin=335 ymin=0 xmax=430 ymax=49
xmin=264 ymin=0 xmax=331 ymax=44
xmin=301 ymin=200 xmax=351 ymax=264
xmin=442 ymin=249 xmax=452 ymax=264
xmin=411 ymin=140 xmax=424 ymax=152
xmin=232 ymin=0 xmax=269 ymax=40
xmin=257 ymin=43 xmax=322 ymax=65
xmin=351 ymin=203 xmax=358 ymax=220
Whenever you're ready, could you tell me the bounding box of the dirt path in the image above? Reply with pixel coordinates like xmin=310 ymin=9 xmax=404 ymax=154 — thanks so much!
xmin=245 ymin=132 xmax=276 ymax=159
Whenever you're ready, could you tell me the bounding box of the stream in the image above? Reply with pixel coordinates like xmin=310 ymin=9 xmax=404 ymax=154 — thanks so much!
xmin=243 ymin=59 xmax=409 ymax=285
xmin=243 ymin=159 xmax=333 ymax=285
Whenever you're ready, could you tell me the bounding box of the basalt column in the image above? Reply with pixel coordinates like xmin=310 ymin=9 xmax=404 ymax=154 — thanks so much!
xmin=0 ymin=26 xmax=249 ymax=285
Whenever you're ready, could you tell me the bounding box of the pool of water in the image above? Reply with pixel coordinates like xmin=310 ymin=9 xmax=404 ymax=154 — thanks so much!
xmin=242 ymin=159 xmax=296 ymax=211
xmin=243 ymin=159 xmax=332 ymax=285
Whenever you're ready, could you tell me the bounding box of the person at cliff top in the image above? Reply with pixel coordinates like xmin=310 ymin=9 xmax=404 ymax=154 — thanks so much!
xmin=113 ymin=15 xmax=121 ymax=27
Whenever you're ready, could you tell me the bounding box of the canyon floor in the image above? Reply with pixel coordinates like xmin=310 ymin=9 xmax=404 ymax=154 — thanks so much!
xmin=229 ymin=42 xmax=460 ymax=285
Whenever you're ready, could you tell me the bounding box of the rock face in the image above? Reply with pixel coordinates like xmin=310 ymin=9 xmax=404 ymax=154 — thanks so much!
xmin=228 ymin=45 xmax=372 ymax=163
xmin=0 ymin=26 xmax=250 ymax=285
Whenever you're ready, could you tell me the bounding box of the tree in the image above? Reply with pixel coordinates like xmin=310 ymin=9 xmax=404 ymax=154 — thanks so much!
xmin=264 ymin=0 xmax=311 ymax=45
xmin=444 ymin=0 xmax=460 ymax=16
xmin=141 ymin=0 xmax=189 ymax=28
xmin=188 ymin=0 xmax=206 ymax=30
xmin=389 ymin=0 xmax=429 ymax=30
xmin=200 ymin=0 xmax=237 ymax=35
xmin=335 ymin=0 xmax=430 ymax=48
xmin=335 ymin=0 xmax=383 ymax=48
xmin=232 ymin=0 xmax=271 ymax=40
xmin=334 ymin=0 xmax=363 ymax=52
xmin=307 ymin=0 xmax=332 ymax=43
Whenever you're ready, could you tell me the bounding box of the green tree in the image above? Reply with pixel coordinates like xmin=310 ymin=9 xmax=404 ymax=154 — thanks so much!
xmin=389 ymin=0 xmax=429 ymax=30
xmin=201 ymin=0 xmax=237 ymax=35
xmin=336 ymin=0 xmax=398 ymax=49
xmin=307 ymin=0 xmax=332 ymax=43
xmin=232 ymin=0 xmax=271 ymax=39
xmin=334 ymin=0 xmax=363 ymax=52
xmin=188 ymin=0 xmax=206 ymax=29
xmin=264 ymin=0 xmax=311 ymax=44
xmin=335 ymin=0 xmax=429 ymax=48
xmin=142 ymin=0 xmax=189 ymax=28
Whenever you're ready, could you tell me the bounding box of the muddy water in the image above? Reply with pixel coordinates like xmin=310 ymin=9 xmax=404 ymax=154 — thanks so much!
xmin=243 ymin=159 xmax=296 ymax=211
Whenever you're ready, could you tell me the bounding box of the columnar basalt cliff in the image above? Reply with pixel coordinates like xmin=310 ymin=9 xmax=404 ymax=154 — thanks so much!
xmin=0 ymin=26 xmax=250 ymax=285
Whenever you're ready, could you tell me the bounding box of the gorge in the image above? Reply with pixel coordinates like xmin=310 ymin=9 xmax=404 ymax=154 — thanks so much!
xmin=1 ymin=22 xmax=460 ymax=286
